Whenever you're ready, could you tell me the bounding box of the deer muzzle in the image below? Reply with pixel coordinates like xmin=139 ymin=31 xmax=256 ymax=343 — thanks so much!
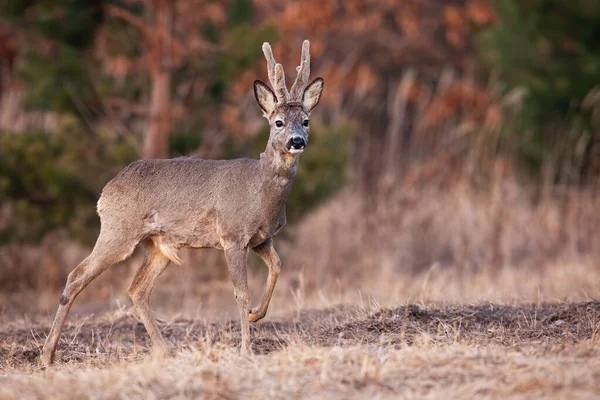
xmin=287 ymin=137 xmax=306 ymax=154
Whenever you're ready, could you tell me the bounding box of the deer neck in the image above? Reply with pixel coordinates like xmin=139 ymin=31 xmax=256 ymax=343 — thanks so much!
xmin=258 ymin=142 xmax=298 ymax=205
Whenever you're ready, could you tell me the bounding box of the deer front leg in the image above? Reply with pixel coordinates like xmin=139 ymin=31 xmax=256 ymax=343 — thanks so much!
xmin=224 ymin=244 xmax=251 ymax=354
xmin=249 ymin=238 xmax=281 ymax=323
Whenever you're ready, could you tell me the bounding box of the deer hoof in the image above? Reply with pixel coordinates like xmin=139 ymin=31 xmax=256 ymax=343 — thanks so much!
xmin=248 ymin=308 xmax=263 ymax=323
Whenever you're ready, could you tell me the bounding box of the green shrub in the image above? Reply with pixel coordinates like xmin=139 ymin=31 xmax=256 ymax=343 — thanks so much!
xmin=0 ymin=116 xmax=136 ymax=244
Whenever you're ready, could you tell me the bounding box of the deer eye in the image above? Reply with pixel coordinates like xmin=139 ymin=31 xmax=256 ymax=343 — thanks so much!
xmin=303 ymin=120 xmax=309 ymax=127
xmin=275 ymin=120 xmax=284 ymax=128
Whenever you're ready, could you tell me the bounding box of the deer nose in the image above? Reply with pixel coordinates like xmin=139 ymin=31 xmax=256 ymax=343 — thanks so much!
xmin=288 ymin=137 xmax=306 ymax=150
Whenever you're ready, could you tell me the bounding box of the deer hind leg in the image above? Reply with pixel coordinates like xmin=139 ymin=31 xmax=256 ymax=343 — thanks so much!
xmin=224 ymin=244 xmax=251 ymax=354
xmin=41 ymin=229 xmax=140 ymax=366
xmin=127 ymin=241 xmax=171 ymax=359
xmin=249 ymin=238 xmax=281 ymax=323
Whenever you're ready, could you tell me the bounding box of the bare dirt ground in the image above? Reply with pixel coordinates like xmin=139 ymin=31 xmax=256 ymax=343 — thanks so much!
xmin=1 ymin=301 xmax=599 ymax=399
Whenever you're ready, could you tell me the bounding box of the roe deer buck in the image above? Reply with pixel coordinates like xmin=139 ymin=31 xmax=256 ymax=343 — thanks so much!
xmin=40 ymin=40 xmax=324 ymax=365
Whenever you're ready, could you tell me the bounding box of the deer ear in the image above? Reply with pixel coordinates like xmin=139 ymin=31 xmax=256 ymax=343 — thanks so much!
xmin=302 ymin=77 xmax=324 ymax=113
xmin=254 ymin=80 xmax=277 ymax=115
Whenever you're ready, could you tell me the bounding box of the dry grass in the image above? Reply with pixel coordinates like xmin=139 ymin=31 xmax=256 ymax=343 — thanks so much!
xmin=1 ymin=299 xmax=600 ymax=399
xmin=290 ymin=176 xmax=600 ymax=288
xmin=1 ymin=259 xmax=600 ymax=399
xmin=1 ymin=242 xmax=599 ymax=398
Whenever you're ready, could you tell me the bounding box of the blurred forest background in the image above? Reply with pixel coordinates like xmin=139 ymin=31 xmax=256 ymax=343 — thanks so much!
xmin=1 ymin=0 xmax=600 ymax=314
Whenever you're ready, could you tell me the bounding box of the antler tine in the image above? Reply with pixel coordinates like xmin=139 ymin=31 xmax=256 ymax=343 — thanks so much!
xmin=290 ymin=40 xmax=311 ymax=101
xmin=262 ymin=42 xmax=289 ymax=102
xmin=262 ymin=43 xmax=277 ymax=87
xmin=273 ymin=63 xmax=288 ymax=103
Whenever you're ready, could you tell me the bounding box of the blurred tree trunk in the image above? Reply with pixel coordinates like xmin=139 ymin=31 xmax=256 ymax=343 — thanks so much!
xmin=144 ymin=0 xmax=173 ymax=159
xmin=106 ymin=0 xmax=175 ymax=159
xmin=144 ymin=69 xmax=171 ymax=159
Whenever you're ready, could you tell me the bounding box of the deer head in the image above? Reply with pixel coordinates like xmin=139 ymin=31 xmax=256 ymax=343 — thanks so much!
xmin=254 ymin=40 xmax=324 ymax=156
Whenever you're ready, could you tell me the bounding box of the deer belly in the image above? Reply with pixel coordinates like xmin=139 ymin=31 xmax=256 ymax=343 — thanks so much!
xmin=151 ymin=212 xmax=221 ymax=250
